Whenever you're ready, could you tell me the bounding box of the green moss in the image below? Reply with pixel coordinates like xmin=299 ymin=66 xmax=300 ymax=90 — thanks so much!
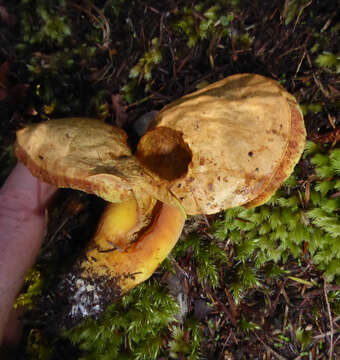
xmin=26 ymin=329 xmax=53 ymax=360
xmin=14 ymin=269 xmax=45 ymax=310
xmin=173 ymin=2 xmax=240 ymax=48
xmin=168 ymin=318 xmax=203 ymax=360
xmin=64 ymin=281 xmax=179 ymax=360
xmin=315 ymin=52 xmax=340 ymax=73
xmin=300 ymin=103 xmax=323 ymax=115
xmin=238 ymin=316 xmax=260 ymax=334
xmin=122 ymin=38 xmax=163 ymax=101
xmin=295 ymin=327 xmax=313 ymax=350
xmin=129 ymin=38 xmax=163 ymax=81
xmin=211 ymin=142 xmax=340 ymax=283
xmin=15 ymin=0 xmax=107 ymax=118
xmin=173 ymin=233 xmax=229 ymax=289
xmin=20 ymin=0 xmax=71 ymax=46
xmin=229 ymin=263 xmax=260 ymax=302
xmin=282 ymin=0 xmax=313 ymax=25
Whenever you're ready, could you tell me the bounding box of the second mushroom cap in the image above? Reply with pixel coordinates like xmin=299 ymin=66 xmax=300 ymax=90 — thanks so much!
xmin=136 ymin=73 xmax=306 ymax=215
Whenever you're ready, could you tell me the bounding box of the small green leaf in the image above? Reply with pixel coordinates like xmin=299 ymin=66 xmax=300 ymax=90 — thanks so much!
xmin=311 ymin=153 xmax=329 ymax=167
xmin=295 ymin=327 xmax=313 ymax=349
xmin=330 ymin=149 xmax=340 ymax=175
xmin=303 ymin=141 xmax=320 ymax=157
xmin=315 ymin=52 xmax=340 ymax=73
xmin=238 ymin=316 xmax=260 ymax=334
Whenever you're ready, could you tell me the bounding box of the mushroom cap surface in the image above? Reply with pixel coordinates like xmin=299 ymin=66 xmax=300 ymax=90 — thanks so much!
xmin=136 ymin=73 xmax=306 ymax=215
xmin=15 ymin=117 xmax=134 ymax=203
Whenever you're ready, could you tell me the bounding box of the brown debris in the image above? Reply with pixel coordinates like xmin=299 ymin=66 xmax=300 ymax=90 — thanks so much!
xmin=311 ymin=128 xmax=340 ymax=145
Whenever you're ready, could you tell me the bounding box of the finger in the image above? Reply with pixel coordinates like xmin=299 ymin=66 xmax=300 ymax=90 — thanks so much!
xmin=0 ymin=163 xmax=56 ymax=344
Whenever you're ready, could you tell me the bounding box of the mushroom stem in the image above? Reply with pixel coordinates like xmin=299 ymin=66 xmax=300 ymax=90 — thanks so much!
xmin=81 ymin=196 xmax=185 ymax=293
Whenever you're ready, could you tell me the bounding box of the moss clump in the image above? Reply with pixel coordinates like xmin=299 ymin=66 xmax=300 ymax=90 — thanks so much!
xmin=315 ymin=52 xmax=340 ymax=73
xmin=64 ymin=281 xmax=179 ymax=360
xmin=16 ymin=0 xmax=104 ymax=118
xmin=14 ymin=269 xmax=45 ymax=310
xmin=173 ymin=233 xmax=229 ymax=289
xmin=211 ymin=142 xmax=340 ymax=286
xmin=20 ymin=0 xmax=71 ymax=46
xmin=122 ymin=37 xmax=163 ymax=101
xmin=173 ymin=2 xmax=240 ymax=49
xmin=168 ymin=318 xmax=203 ymax=360
xmin=26 ymin=329 xmax=54 ymax=360
xmin=282 ymin=0 xmax=313 ymax=25
xmin=128 ymin=38 xmax=162 ymax=82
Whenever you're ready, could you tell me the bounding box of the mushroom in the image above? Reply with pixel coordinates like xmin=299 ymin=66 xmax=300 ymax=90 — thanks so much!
xmin=15 ymin=73 xmax=305 ymax=314
xmin=135 ymin=73 xmax=306 ymax=214
xmin=15 ymin=117 xmax=186 ymax=300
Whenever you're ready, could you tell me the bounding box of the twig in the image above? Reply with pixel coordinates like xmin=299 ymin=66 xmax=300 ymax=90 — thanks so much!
xmin=277 ymin=46 xmax=303 ymax=60
xmin=281 ymin=0 xmax=289 ymax=21
xmin=313 ymin=330 xmax=340 ymax=341
xmin=295 ymin=50 xmax=306 ymax=75
xmin=312 ymin=73 xmax=330 ymax=98
xmin=270 ymin=281 xmax=286 ymax=315
xmin=202 ymin=214 xmax=210 ymax=226
xmin=45 ymin=216 xmax=69 ymax=246
xmin=69 ymin=2 xmax=110 ymax=49
xmin=169 ymin=256 xmax=190 ymax=279
xmin=253 ymin=332 xmax=289 ymax=360
xmin=282 ymin=304 xmax=289 ymax=333
xmin=293 ymin=0 xmax=312 ymax=32
xmin=220 ymin=330 xmax=232 ymax=358
xmin=208 ymin=290 xmax=237 ymax=327
xmin=324 ymin=278 xmax=334 ymax=360
xmin=224 ymin=287 xmax=238 ymax=321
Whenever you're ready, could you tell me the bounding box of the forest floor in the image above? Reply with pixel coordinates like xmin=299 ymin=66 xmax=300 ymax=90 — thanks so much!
xmin=0 ymin=1 xmax=339 ymax=359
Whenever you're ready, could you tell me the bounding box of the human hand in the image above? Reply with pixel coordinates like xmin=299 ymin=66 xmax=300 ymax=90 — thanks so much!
xmin=0 ymin=163 xmax=56 ymax=346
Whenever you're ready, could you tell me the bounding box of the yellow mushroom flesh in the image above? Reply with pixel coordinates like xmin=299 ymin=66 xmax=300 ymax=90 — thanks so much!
xmin=81 ymin=196 xmax=185 ymax=293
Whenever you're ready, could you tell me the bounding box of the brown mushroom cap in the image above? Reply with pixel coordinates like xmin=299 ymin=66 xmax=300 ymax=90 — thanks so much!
xmin=136 ymin=74 xmax=306 ymax=215
xmin=15 ymin=74 xmax=306 ymax=216
xmin=15 ymin=117 xmax=184 ymax=212
xmin=15 ymin=117 xmax=134 ymax=203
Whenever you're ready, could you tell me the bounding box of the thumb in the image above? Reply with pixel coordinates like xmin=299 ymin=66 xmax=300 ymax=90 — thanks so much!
xmin=0 ymin=162 xmax=56 ymax=344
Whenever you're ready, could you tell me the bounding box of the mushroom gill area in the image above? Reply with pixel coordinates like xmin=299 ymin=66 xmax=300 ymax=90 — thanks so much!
xmin=135 ymin=126 xmax=192 ymax=181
